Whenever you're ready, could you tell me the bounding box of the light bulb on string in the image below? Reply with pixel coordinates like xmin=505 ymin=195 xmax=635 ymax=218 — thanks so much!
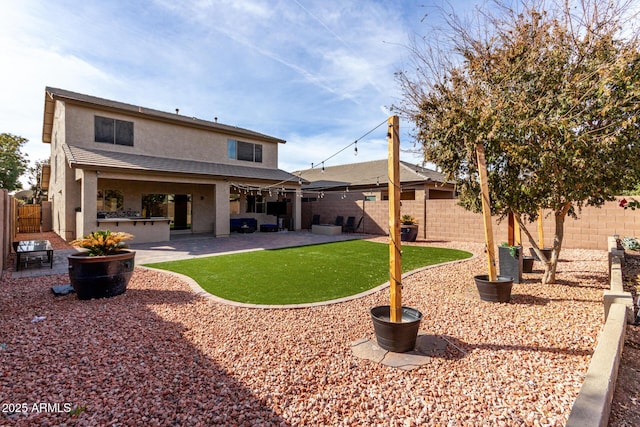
xmin=321 ymin=162 xmax=325 ymax=173
xmin=354 ymin=141 xmax=358 ymax=156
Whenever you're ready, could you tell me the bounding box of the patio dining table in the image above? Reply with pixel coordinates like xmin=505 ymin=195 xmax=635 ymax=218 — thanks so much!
xmin=13 ymin=239 xmax=54 ymax=271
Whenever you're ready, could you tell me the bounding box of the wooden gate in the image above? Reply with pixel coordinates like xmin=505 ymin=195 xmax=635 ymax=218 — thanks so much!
xmin=17 ymin=204 xmax=41 ymax=233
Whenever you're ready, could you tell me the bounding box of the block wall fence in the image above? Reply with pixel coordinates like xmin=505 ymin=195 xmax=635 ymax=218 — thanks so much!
xmin=303 ymin=194 xmax=640 ymax=251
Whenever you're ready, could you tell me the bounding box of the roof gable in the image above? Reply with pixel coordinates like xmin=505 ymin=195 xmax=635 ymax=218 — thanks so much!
xmin=63 ymin=144 xmax=303 ymax=184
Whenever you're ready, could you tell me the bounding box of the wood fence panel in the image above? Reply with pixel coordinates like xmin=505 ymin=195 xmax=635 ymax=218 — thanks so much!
xmin=17 ymin=204 xmax=40 ymax=233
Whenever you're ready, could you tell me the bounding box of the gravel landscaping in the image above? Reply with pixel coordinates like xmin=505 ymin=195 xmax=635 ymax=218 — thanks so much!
xmin=0 ymin=238 xmax=613 ymax=426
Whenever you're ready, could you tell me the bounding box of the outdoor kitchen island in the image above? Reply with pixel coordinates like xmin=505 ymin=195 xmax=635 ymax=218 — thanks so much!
xmin=95 ymin=217 xmax=171 ymax=244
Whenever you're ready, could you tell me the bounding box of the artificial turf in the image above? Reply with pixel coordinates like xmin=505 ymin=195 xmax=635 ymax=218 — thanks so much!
xmin=146 ymin=240 xmax=472 ymax=305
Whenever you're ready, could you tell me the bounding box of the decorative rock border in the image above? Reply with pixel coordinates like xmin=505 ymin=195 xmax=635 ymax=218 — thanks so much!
xmin=566 ymin=236 xmax=634 ymax=427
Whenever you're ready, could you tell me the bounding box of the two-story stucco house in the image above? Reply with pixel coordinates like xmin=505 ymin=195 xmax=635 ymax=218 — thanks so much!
xmin=42 ymin=87 xmax=302 ymax=243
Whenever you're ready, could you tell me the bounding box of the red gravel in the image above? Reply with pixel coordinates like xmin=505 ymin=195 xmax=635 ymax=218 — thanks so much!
xmin=0 ymin=241 xmax=608 ymax=426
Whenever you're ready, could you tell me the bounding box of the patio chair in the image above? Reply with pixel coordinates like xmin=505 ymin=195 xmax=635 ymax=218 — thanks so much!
xmin=312 ymin=214 xmax=321 ymax=225
xmin=334 ymin=216 xmax=344 ymax=228
xmin=343 ymin=216 xmax=356 ymax=232
xmin=344 ymin=216 xmax=363 ymax=233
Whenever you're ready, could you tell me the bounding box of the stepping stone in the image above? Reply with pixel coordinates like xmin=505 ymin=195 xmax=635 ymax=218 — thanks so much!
xmin=51 ymin=284 xmax=75 ymax=296
xmin=350 ymin=335 xmax=438 ymax=371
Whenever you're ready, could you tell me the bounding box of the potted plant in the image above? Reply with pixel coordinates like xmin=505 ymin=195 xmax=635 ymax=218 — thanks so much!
xmin=68 ymin=230 xmax=135 ymax=300
xmin=528 ymin=247 xmax=552 ymax=261
xmin=498 ymin=243 xmax=523 ymax=283
xmin=522 ymin=254 xmax=535 ymax=273
xmin=400 ymin=214 xmax=419 ymax=242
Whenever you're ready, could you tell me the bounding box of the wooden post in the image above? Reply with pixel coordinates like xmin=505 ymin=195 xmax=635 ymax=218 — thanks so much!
xmin=507 ymin=212 xmax=515 ymax=246
xmin=514 ymin=215 xmax=522 ymax=246
xmin=388 ymin=115 xmax=402 ymax=322
xmin=475 ymin=143 xmax=497 ymax=281
xmin=537 ymin=208 xmax=545 ymax=248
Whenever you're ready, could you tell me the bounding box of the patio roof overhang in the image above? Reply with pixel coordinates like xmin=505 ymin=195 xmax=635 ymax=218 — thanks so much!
xmin=63 ymin=144 xmax=307 ymax=187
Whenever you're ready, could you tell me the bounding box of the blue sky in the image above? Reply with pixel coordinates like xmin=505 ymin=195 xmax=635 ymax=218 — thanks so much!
xmin=1 ymin=0 xmax=474 ymax=187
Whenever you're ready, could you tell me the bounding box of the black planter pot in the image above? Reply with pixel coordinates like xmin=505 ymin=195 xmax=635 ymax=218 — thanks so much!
xmin=522 ymin=256 xmax=535 ymax=273
xmin=474 ymin=275 xmax=514 ymax=303
xmin=529 ymin=247 xmax=553 ymax=261
xmin=498 ymin=246 xmax=523 ymax=283
xmin=400 ymin=225 xmax=418 ymax=242
xmin=68 ymin=250 xmax=135 ymax=300
xmin=370 ymin=305 xmax=423 ymax=352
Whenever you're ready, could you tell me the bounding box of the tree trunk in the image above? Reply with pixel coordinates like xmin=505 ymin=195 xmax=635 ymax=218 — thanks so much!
xmin=540 ymin=205 xmax=569 ymax=284
xmin=515 ymin=203 xmax=571 ymax=285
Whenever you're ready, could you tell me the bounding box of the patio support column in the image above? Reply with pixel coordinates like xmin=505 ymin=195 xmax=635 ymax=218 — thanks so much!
xmin=76 ymin=169 xmax=98 ymax=239
xmin=215 ymin=182 xmax=230 ymax=237
xmin=293 ymin=188 xmax=302 ymax=230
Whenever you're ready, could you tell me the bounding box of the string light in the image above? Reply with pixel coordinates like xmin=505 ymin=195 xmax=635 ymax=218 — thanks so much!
xmin=230 ymin=119 xmax=388 ymax=196
xmin=306 ymin=118 xmax=387 ymax=172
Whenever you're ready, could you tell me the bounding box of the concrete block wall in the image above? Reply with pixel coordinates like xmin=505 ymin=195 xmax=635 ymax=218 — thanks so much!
xmin=426 ymin=198 xmax=639 ymax=250
xmin=305 ymin=193 xmax=639 ymax=250
xmin=303 ymin=191 xmax=427 ymax=236
xmin=304 ymin=192 xmax=364 ymax=229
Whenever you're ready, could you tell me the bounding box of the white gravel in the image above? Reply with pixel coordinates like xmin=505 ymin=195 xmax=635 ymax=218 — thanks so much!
xmin=0 ymin=241 xmax=608 ymax=426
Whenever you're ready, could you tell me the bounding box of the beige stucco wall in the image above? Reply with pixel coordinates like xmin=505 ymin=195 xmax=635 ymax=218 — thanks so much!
xmin=63 ymin=104 xmax=279 ymax=169
xmin=48 ymin=100 xmax=82 ymax=241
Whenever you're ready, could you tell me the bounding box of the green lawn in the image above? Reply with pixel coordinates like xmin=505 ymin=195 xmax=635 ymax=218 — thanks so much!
xmin=146 ymin=240 xmax=472 ymax=305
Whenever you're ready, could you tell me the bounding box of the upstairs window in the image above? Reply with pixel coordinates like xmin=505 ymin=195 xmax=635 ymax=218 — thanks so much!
xmin=95 ymin=116 xmax=134 ymax=146
xmin=227 ymin=139 xmax=262 ymax=163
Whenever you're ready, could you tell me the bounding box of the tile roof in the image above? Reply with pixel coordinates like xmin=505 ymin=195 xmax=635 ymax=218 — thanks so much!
xmin=63 ymin=145 xmax=302 ymax=184
xmin=295 ymin=159 xmax=448 ymax=190
xmin=43 ymin=87 xmax=286 ymax=145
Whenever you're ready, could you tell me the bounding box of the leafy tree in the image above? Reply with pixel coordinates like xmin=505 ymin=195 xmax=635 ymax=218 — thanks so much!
xmin=26 ymin=158 xmax=49 ymax=203
xmin=0 ymin=133 xmax=29 ymax=192
xmin=394 ymin=0 xmax=640 ymax=283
